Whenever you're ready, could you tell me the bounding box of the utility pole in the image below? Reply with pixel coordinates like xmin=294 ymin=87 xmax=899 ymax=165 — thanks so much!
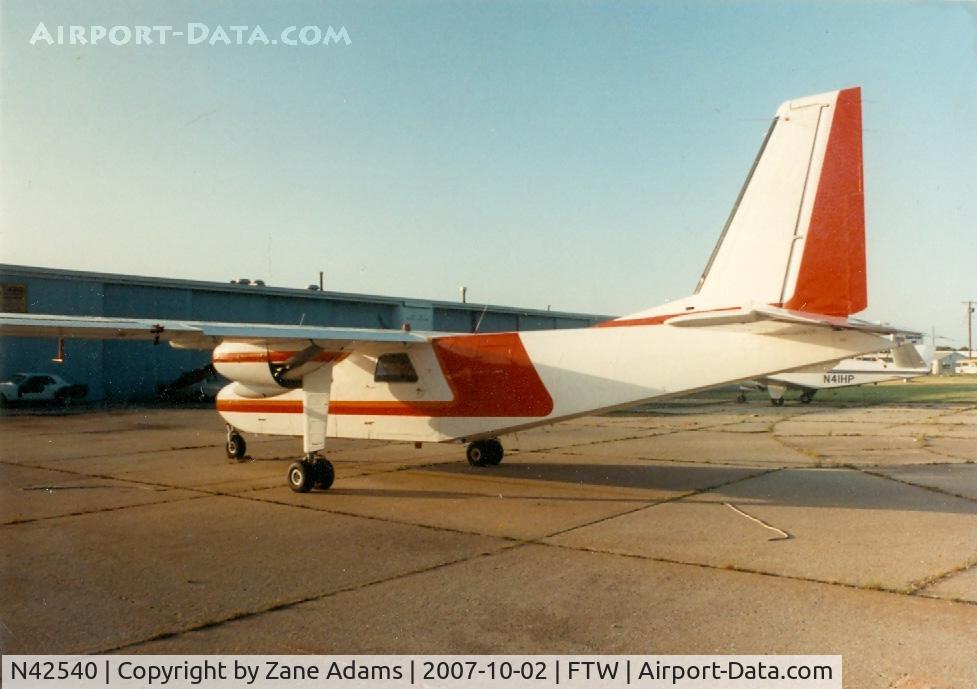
xmin=965 ymin=301 xmax=976 ymax=359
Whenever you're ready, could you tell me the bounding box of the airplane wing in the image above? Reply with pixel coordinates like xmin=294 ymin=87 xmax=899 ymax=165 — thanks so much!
xmin=0 ymin=312 xmax=429 ymax=350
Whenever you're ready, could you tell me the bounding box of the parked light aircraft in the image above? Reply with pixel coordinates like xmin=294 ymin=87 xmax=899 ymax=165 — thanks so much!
xmin=0 ymin=87 xmax=906 ymax=492
xmin=738 ymin=341 xmax=930 ymax=405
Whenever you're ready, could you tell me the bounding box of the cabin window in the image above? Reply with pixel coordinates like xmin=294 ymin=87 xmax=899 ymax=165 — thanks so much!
xmin=374 ymin=353 xmax=418 ymax=383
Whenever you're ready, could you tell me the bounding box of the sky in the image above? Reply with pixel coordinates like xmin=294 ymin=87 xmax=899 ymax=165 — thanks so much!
xmin=1 ymin=1 xmax=975 ymax=346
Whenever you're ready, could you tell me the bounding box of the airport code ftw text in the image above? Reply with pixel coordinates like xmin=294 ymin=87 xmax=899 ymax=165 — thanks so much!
xmin=3 ymin=655 xmax=841 ymax=689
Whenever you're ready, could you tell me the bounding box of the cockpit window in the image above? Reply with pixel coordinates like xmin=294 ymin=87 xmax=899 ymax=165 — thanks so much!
xmin=374 ymin=353 xmax=418 ymax=383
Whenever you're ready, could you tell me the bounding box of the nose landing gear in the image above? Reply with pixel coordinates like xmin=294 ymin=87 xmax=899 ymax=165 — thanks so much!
xmin=225 ymin=426 xmax=247 ymax=460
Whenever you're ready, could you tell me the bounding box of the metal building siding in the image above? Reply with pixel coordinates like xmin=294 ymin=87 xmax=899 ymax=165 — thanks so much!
xmin=190 ymin=289 xmax=274 ymax=322
xmin=518 ymin=315 xmax=558 ymax=331
xmin=103 ymin=283 xmax=192 ymax=319
xmin=0 ymin=274 xmax=109 ymax=398
xmin=432 ymin=308 xmax=473 ymax=333
xmin=473 ymin=311 xmax=518 ymax=333
xmin=26 ymin=275 xmax=105 ymax=315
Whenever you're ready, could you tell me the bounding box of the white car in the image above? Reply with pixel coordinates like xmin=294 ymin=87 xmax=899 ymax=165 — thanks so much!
xmin=0 ymin=372 xmax=88 ymax=405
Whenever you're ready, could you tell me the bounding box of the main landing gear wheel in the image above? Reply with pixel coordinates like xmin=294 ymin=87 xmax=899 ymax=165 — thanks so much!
xmin=736 ymin=392 xmax=747 ymax=403
xmin=313 ymin=458 xmax=335 ymax=490
xmin=799 ymin=390 xmax=816 ymax=404
xmin=770 ymin=397 xmax=785 ymax=407
xmin=287 ymin=461 xmax=313 ymax=493
xmin=226 ymin=432 xmax=247 ymax=460
xmin=484 ymin=438 xmax=504 ymax=465
xmin=287 ymin=455 xmax=335 ymax=493
xmin=466 ymin=439 xmax=504 ymax=467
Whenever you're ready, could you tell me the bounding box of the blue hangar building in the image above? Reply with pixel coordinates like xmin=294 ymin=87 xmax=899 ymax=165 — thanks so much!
xmin=0 ymin=264 xmax=610 ymax=402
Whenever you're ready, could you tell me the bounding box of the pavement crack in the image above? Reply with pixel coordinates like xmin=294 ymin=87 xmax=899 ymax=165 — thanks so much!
xmin=921 ymin=445 xmax=976 ymax=461
xmin=21 ymin=484 xmax=148 ymax=492
xmin=537 ymin=540 xmax=977 ymax=608
xmin=906 ymin=555 xmax=977 ymax=596
xmin=70 ymin=466 xmax=813 ymax=655
xmin=855 ymin=466 xmax=977 ymax=506
xmin=0 ymin=459 xmax=219 ymax=526
xmin=1 ymin=494 xmax=212 ymax=527
xmin=218 ymin=489 xmax=529 ymax=542
xmin=534 ymin=467 xmax=783 ymax=542
xmin=96 ymin=545 xmax=520 ymax=654
xmin=768 ymin=433 xmax=822 ymax=462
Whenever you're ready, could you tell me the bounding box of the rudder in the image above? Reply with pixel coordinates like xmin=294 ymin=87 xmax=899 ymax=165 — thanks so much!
xmin=695 ymin=87 xmax=866 ymax=317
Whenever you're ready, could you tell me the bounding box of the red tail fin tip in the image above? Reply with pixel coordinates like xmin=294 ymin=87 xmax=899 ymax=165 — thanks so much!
xmin=783 ymin=87 xmax=866 ymax=317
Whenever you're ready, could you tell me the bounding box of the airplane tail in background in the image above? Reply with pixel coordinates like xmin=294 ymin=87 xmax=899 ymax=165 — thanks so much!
xmin=891 ymin=341 xmax=928 ymax=370
xmin=693 ymin=87 xmax=866 ymax=317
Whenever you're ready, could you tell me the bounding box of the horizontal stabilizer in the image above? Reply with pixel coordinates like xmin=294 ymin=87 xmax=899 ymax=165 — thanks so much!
xmin=665 ymin=304 xmax=913 ymax=336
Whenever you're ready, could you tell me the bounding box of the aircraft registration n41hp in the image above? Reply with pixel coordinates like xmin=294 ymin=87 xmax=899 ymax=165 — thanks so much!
xmin=0 ymin=87 xmax=907 ymax=492
xmin=740 ymin=340 xmax=931 ymax=405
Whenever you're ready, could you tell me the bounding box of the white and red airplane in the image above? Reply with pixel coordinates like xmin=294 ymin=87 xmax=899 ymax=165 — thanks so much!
xmin=739 ymin=340 xmax=931 ymax=405
xmin=0 ymin=87 xmax=906 ymax=492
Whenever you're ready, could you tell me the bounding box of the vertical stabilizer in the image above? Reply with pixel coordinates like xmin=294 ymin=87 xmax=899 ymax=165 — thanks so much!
xmin=694 ymin=87 xmax=866 ymax=317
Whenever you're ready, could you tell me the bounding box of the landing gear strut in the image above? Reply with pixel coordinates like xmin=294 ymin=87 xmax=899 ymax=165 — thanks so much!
xmin=287 ymin=454 xmax=335 ymax=493
xmin=225 ymin=426 xmax=247 ymax=460
xmin=466 ymin=438 xmax=504 ymax=467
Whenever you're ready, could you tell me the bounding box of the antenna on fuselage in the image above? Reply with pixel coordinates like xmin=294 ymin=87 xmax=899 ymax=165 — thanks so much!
xmin=473 ymin=305 xmax=488 ymax=333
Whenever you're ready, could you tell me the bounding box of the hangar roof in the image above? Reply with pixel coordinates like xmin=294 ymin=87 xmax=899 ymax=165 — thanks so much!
xmin=0 ymin=263 xmax=611 ymax=321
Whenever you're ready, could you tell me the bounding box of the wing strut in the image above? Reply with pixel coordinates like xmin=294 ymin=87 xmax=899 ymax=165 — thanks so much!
xmin=283 ymin=363 xmax=337 ymax=493
xmin=302 ymin=365 xmax=333 ymax=455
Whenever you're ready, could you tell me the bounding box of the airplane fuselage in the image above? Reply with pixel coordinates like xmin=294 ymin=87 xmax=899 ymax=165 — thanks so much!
xmin=216 ymin=321 xmax=889 ymax=443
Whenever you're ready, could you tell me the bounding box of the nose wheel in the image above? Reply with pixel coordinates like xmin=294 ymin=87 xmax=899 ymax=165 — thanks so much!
xmin=225 ymin=427 xmax=247 ymax=460
xmin=466 ymin=438 xmax=504 ymax=467
xmin=287 ymin=454 xmax=335 ymax=492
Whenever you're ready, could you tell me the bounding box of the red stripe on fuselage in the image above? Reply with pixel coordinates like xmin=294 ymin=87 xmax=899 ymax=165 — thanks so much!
xmin=217 ymin=399 xmax=303 ymax=414
xmin=216 ymin=332 xmax=553 ymax=418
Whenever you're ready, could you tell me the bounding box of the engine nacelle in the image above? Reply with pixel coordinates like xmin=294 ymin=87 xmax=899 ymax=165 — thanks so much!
xmin=213 ymin=342 xmax=303 ymax=390
xmin=213 ymin=342 xmax=343 ymax=391
xmin=226 ymin=382 xmax=284 ymax=399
